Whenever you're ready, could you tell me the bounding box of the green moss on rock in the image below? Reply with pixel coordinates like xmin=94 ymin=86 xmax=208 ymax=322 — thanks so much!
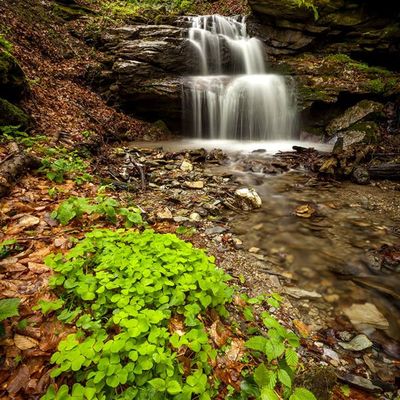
xmin=0 ymin=98 xmax=30 ymax=129
xmin=52 ymin=3 xmax=91 ymax=20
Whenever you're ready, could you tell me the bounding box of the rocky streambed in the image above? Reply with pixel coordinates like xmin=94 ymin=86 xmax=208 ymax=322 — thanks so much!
xmin=98 ymin=140 xmax=400 ymax=397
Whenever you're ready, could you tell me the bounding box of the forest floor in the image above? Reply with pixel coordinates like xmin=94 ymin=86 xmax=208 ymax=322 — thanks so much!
xmin=0 ymin=0 xmax=399 ymax=399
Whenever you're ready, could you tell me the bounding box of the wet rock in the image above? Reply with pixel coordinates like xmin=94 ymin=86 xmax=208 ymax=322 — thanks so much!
xmin=234 ymin=187 xmax=262 ymax=210
xmin=185 ymin=181 xmax=204 ymax=189
xmin=327 ymin=100 xmax=384 ymax=135
xmin=339 ymin=334 xmax=373 ymax=351
xmin=180 ymin=160 xmax=193 ymax=172
xmin=285 ymin=287 xmax=322 ymax=299
xmin=343 ymin=303 xmax=389 ymax=330
xmin=351 ymin=167 xmax=370 ymax=185
xmin=248 ymin=247 xmax=260 ymax=253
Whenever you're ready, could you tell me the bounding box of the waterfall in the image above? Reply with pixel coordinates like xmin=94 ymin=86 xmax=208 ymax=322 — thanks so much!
xmin=184 ymin=15 xmax=296 ymax=141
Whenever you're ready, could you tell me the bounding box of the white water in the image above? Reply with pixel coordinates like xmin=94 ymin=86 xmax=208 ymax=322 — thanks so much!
xmin=184 ymin=15 xmax=296 ymax=141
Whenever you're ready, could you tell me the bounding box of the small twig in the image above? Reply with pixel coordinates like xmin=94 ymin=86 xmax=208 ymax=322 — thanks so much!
xmin=128 ymin=153 xmax=146 ymax=190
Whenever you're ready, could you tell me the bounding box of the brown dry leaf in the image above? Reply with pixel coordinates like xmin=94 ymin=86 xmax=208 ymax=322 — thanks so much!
xmin=7 ymin=215 xmax=40 ymax=235
xmin=7 ymin=365 xmax=30 ymax=395
xmin=28 ymin=262 xmax=49 ymax=274
xmin=233 ymin=295 xmax=246 ymax=307
xmin=209 ymin=320 xmax=231 ymax=348
xmin=14 ymin=334 xmax=40 ymax=350
xmin=214 ymin=356 xmax=245 ymax=390
xmin=225 ymin=338 xmax=245 ymax=361
xmin=293 ymin=319 xmax=311 ymax=338
xmin=295 ymin=204 xmax=316 ymax=218
xmin=168 ymin=316 xmax=185 ymax=336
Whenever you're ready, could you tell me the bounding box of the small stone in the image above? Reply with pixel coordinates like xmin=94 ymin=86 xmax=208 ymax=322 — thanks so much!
xmin=249 ymin=247 xmax=260 ymax=253
xmin=157 ymin=207 xmax=173 ymax=220
xmin=185 ymin=181 xmax=204 ymax=189
xmin=285 ymin=287 xmax=322 ymax=299
xmin=205 ymin=226 xmax=227 ymax=235
xmin=324 ymin=294 xmax=340 ymax=303
xmin=173 ymin=216 xmax=189 ymax=223
xmin=189 ymin=212 xmax=201 ymax=222
xmin=232 ymin=237 xmax=243 ymax=249
xmin=338 ymin=331 xmax=353 ymax=341
xmin=343 ymin=303 xmax=389 ymax=330
xmin=180 ymin=160 xmax=193 ymax=172
xmin=234 ymin=187 xmax=262 ymax=210
xmin=339 ymin=334 xmax=373 ymax=351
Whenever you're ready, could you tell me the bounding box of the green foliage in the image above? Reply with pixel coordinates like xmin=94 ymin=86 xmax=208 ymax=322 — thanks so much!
xmin=0 ymin=298 xmax=20 ymax=321
xmin=244 ymin=309 xmax=315 ymax=400
xmin=0 ymin=125 xmax=45 ymax=147
xmin=33 ymin=299 xmax=65 ymax=315
xmin=325 ymin=54 xmax=392 ymax=75
xmin=366 ymin=78 xmax=387 ymax=93
xmin=51 ymin=196 xmax=143 ymax=227
xmin=292 ymin=0 xmax=318 ymax=20
xmin=38 ymin=151 xmax=92 ymax=183
xmin=42 ymin=229 xmax=233 ymax=399
xmin=0 ymin=34 xmax=13 ymax=52
xmin=0 ymin=239 xmax=18 ymax=259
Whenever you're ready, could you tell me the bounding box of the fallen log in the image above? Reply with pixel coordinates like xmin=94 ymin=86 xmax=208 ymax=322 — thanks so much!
xmin=368 ymin=163 xmax=400 ymax=180
xmin=0 ymin=146 xmax=41 ymax=198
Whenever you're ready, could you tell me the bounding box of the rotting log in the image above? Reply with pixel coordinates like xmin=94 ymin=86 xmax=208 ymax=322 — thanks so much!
xmin=0 ymin=145 xmax=41 ymax=198
xmin=368 ymin=164 xmax=400 ymax=180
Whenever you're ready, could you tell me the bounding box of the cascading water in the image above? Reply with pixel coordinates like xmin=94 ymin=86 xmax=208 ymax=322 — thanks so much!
xmin=184 ymin=15 xmax=296 ymax=141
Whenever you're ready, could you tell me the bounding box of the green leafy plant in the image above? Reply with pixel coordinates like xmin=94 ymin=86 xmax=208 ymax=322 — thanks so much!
xmin=0 ymin=125 xmax=46 ymax=147
xmin=51 ymin=196 xmax=143 ymax=227
xmin=33 ymin=299 xmax=65 ymax=315
xmin=0 ymin=298 xmax=20 ymax=321
xmin=42 ymin=229 xmax=233 ymax=399
xmin=38 ymin=151 xmax=92 ymax=183
xmin=292 ymin=0 xmax=318 ymax=20
xmin=0 ymin=34 xmax=12 ymax=52
xmin=0 ymin=239 xmax=18 ymax=259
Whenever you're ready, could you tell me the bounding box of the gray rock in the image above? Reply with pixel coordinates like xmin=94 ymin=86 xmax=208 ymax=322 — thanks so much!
xmin=339 ymin=334 xmax=373 ymax=351
xmin=343 ymin=303 xmax=389 ymax=330
xmin=285 ymin=287 xmax=322 ymax=299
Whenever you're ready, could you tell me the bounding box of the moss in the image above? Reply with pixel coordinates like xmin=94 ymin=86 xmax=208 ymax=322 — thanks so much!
xmin=52 ymin=3 xmax=91 ymax=20
xmin=365 ymin=78 xmax=387 ymax=94
xmin=295 ymin=366 xmax=337 ymax=400
xmin=325 ymin=54 xmax=391 ymax=76
xmin=350 ymin=121 xmax=379 ymax=143
xmin=0 ymin=98 xmax=30 ymax=129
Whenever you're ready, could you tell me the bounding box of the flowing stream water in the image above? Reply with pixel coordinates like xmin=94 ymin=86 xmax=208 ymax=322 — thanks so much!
xmin=183 ymin=15 xmax=296 ymax=140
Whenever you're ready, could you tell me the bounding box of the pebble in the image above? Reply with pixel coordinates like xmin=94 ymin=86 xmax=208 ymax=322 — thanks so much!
xmin=205 ymin=226 xmax=227 ymax=235
xmin=324 ymin=294 xmax=340 ymax=303
xmin=185 ymin=181 xmax=204 ymax=189
xmin=248 ymin=247 xmax=260 ymax=253
xmin=180 ymin=160 xmax=193 ymax=172
xmin=189 ymin=212 xmax=201 ymax=222
xmin=157 ymin=207 xmax=173 ymax=220
xmin=339 ymin=334 xmax=373 ymax=351
xmin=285 ymin=287 xmax=322 ymax=299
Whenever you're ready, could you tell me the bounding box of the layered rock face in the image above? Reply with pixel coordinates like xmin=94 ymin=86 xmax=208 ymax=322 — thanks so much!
xmin=248 ymin=0 xmax=400 ymax=65
xmin=93 ymin=23 xmax=196 ymax=128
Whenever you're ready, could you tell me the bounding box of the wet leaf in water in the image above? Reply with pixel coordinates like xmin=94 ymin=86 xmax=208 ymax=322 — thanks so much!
xmin=295 ymin=204 xmax=316 ymax=218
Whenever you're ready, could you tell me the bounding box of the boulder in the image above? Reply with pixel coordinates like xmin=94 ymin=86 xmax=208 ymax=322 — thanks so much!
xmin=326 ymin=100 xmax=384 ymax=135
xmin=0 ymin=98 xmax=30 ymax=129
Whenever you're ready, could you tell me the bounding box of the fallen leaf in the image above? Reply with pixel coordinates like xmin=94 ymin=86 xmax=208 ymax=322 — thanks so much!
xmin=7 ymin=365 xmax=30 ymax=395
xmin=209 ymin=320 xmax=231 ymax=348
xmin=293 ymin=319 xmax=311 ymax=338
xmin=14 ymin=334 xmax=39 ymax=350
xmin=225 ymin=338 xmax=245 ymax=361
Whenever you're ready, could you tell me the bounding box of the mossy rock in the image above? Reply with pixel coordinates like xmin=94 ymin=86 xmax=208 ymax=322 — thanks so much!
xmin=52 ymin=3 xmax=92 ymax=20
xmin=0 ymin=98 xmax=30 ymax=129
xmin=0 ymin=50 xmax=27 ymax=101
